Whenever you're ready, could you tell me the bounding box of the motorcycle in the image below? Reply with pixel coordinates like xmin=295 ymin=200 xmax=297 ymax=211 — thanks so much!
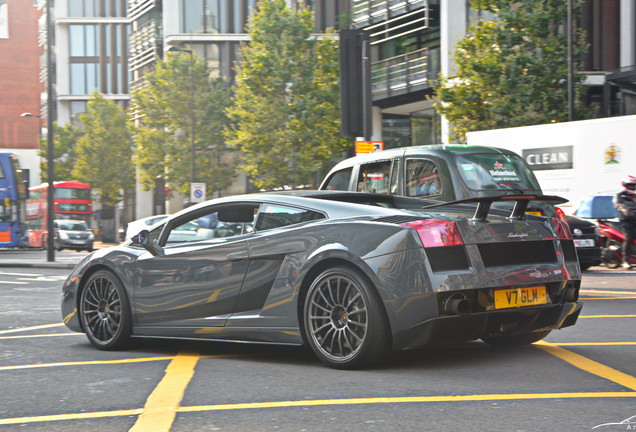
xmin=597 ymin=219 xmax=636 ymax=268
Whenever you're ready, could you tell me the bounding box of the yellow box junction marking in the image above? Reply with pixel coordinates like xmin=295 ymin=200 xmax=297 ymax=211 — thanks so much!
xmin=536 ymin=342 xmax=636 ymax=391
xmin=129 ymin=350 xmax=200 ymax=432
xmin=1 ymin=322 xmax=636 ymax=427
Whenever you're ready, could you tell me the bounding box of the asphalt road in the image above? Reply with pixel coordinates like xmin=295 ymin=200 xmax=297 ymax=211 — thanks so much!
xmin=0 ymin=261 xmax=635 ymax=431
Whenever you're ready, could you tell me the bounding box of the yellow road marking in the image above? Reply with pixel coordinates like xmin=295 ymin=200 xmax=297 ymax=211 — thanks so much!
xmin=0 ymin=409 xmax=143 ymax=425
xmin=580 ymin=290 xmax=636 ymax=295
xmin=129 ymin=350 xmax=200 ymax=432
xmin=177 ymin=392 xmax=636 ymax=413
xmin=0 ymin=323 xmax=64 ymax=335
xmin=0 ymin=356 xmax=175 ymax=372
xmin=0 ymin=354 xmax=244 ymax=372
xmin=580 ymin=315 xmax=636 ymax=318
xmin=550 ymin=342 xmax=636 ymax=346
xmin=0 ymin=333 xmax=82 ymax=340
xmin=581 ymin=296 xmax=636 ymax=300
xmin=0 ymin=392 xmax=635 ymax=426
xmin=536 ymin=342 xmax=636 ymax=391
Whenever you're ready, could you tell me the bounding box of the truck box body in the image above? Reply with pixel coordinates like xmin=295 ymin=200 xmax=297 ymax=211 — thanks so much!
xmin=466 ymin=115 xmax=636 ymax=212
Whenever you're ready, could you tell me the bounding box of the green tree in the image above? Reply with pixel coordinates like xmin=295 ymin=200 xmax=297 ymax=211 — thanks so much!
xmin=131 ymin=53 xmax=235 ymax=198
xmin=73 ymin=92 xmax=135 ymax=204
xmin=38 ymin=122 xmax=83 ymax=182
xmin=226 ymin=0 xmax=348 ymax=190
xmin=434 ymin=0 xmax=591 ymax=142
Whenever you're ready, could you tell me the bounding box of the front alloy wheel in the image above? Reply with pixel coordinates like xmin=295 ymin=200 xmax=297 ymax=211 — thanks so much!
xmin=304 ymin=266 xmax=388 ymax=369
xmin=80 ymin=270 xmax=132 ymax=350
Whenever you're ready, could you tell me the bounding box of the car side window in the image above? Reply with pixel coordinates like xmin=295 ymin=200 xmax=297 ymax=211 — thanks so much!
xmin=255 ymin=204 xmax=325 ymax=231
xmin=356 ymin=160 xmax=394 ymax=194
xmin=322 ymin=168 xmax=352 ymax=190
xmin=163 ymin=204 xmax=258 ymax=245
xmin=406 ymin=159 xmax=442 ymax=197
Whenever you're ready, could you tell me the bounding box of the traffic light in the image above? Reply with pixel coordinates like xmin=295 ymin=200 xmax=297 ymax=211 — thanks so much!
xmin=339 ymin=30 xmax=371 ymax=139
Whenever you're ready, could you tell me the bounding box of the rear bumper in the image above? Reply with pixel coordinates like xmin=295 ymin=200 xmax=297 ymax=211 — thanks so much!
xmin=392 ymin=301 xmax=582 ymax=350
xmin=57 ymin=238 xmax=93 ymax=249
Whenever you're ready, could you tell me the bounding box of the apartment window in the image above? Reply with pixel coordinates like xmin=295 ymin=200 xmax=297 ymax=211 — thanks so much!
xmin=69 ymin=23 xmax=129 ymax=95
xmin=70 ymin=24 xmax=98 ymax=56
xmin=183 ymin=0 xmax=223 ymax=33
xmin=70 ymin=101 xmax=88 ymax=126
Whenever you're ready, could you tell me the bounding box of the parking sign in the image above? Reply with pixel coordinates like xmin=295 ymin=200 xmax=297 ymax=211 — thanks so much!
xmin=190 ymin=183 xmax=206 ymax=203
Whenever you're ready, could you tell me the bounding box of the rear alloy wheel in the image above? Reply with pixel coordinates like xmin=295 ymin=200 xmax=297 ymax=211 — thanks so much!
xmin=482 ymin=329 xmax=551 ymax=346
xmin=304 ymin=266 xmax=389 ymax=369
xmin=80 ymin=270 xmax=132 ymax=350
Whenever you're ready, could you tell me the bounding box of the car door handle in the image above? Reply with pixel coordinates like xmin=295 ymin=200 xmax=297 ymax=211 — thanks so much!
xmin=226 ymin=251 xmax=248 ymax=260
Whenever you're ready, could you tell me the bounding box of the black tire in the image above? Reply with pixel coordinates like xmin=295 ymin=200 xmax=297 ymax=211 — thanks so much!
xmin=303 ymin=266 xmax=389 ymax=369
xmin=79 ymin=270 xmax=132 ymax=350
xmin=482 ymin=329 xmax=551 ymax=347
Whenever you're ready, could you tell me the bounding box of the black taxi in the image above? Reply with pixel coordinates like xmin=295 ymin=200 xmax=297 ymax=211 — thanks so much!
xmin=320 ymin=145 xmax=551 ymax=214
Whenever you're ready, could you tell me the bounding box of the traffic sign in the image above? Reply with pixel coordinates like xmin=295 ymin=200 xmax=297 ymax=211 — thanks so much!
xmin=190 ymin=183 xmax=206 ymax=203
xmin=356 ymin=141 xmax=384 ymax=155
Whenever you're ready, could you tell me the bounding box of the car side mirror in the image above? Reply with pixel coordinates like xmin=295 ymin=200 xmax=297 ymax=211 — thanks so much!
xmin=131 ymin=229 xmax=164 ymax=256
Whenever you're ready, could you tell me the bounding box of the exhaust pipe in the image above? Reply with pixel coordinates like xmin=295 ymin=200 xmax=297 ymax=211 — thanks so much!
xmin=445 ymin=295 xmax=470 ymax=315
xmin=564 ymin=286 xmax=579 ymax=302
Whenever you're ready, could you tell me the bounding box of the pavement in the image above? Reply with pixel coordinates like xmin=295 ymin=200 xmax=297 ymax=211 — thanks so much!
xmin=0 ymin=241 xmax=116 ymax=269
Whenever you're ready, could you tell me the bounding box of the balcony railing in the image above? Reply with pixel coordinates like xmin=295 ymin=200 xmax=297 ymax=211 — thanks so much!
xmin=371 ymin=47 xmax=439 ymax=99
xmin=352 ymin=0 xmax=428 ymax=28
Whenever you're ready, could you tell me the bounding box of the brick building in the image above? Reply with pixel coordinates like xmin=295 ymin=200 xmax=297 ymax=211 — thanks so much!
xmin=0 ymin=0 xmax=43 ymax=185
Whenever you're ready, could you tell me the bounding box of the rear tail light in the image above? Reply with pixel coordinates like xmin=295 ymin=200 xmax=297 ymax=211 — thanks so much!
xmin=552 ymin=217 xmax=572 ymax=240
xmin=554 ymin=207 xmax=568 ymax=220
xmin=402 ymin=219 xmax=464 ymax=247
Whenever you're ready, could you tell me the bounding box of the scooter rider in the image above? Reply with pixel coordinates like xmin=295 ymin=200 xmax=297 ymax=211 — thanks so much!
xmin=613 ymin=175 xmax=636 ymax=270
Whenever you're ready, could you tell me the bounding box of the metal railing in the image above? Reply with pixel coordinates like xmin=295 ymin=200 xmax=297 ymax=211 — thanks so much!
xmin=352 ymin=0 xmax=427 ymax=28
xmin=371 ymin=47 xmax=438 ymax=97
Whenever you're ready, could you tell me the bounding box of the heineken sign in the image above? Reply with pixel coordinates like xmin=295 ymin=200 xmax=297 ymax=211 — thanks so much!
xmin=522 ymin=145 xmax=573 ymax=171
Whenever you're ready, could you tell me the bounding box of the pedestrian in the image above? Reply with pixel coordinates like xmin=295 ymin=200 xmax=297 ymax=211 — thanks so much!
xmin=613 ymin=175 xmax=636 ymax=270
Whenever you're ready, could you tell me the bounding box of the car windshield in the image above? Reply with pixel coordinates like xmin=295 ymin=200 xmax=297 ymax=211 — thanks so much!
xmin=59 ymin=222 xmax=89 ymax=231
xmin=455 ymin=153 xmax=541 ymax=192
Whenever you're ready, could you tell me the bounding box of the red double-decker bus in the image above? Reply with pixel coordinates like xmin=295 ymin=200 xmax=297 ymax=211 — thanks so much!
xmin=26 ymin=181 xmax=92 ymax=248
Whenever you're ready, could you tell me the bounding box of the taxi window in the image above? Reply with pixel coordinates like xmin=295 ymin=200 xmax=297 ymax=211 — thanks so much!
xmin=356 ymin=160 xmax=395 ymax=194
xmin=456 ymin=153 xmax=541 ymax=191
xmin=406 ymin=159 xmax=441 ymax=197
xmin=322 ymin=168 xmax=352 ymax=191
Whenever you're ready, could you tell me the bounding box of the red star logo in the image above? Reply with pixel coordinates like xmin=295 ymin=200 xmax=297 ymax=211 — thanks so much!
xmin=495 ymin=161 xmax=503 ymax=169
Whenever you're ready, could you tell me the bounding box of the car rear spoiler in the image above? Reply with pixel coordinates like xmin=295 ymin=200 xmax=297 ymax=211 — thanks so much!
xmin=420 ymin=194 xmax=568 ymax=222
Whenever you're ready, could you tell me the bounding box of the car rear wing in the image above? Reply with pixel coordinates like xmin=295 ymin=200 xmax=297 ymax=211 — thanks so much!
xmin=420 ymin=195 xmax=568 ymax=222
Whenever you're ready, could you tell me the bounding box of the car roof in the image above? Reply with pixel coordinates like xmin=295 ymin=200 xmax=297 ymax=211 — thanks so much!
xmin=325 ymin=144 xmax=521 ymax=171
xmin=171 ymin=190 xmax=427 ymax=221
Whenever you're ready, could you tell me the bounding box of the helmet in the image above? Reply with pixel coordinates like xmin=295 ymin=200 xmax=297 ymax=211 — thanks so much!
xmin=622 ymin=175 xmax=636 ymax=186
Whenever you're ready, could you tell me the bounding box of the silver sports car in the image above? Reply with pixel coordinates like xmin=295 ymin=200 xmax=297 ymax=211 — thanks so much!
xmin=61 ymin=191 xmax=582 ymax=369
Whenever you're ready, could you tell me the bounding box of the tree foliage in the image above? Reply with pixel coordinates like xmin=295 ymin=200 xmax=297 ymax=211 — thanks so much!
xmin=131 ymin=54 xmax=235 ymax=197
xmin=38 ymin=122 xmax=83 ymax=182
xmin=226 ymin=0 xmax=348 ymax=189
xmin=72 ymin=92 xmax=135 ymax=203
xmin=434 ymin=0 xmax=591 ymax=142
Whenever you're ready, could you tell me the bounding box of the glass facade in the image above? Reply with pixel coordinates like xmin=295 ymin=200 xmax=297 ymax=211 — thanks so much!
xmin=181 ymin=0 xmax=257 ymax=34
xmin=68 ymin=22 xmax=130 ymax=95
xmin=68 ymin=0 xmax=128 ymax=18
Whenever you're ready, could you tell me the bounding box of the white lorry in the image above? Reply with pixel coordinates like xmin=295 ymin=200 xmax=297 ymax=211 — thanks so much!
xmin=466 ymin=115 xmax=636 ymax=213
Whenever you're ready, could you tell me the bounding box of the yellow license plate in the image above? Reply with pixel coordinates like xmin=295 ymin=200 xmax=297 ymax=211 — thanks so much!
xmin=494 ymin=286 xmax=547 ymax=309
xmin=525 ymin=211 xmax=542 ymax=216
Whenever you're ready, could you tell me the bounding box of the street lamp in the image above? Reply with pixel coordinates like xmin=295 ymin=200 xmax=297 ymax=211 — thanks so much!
xmin=167 ymin=46 xmax=196 ymax=203
xmin=20 ymin=113 xmax=43 ymax=147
